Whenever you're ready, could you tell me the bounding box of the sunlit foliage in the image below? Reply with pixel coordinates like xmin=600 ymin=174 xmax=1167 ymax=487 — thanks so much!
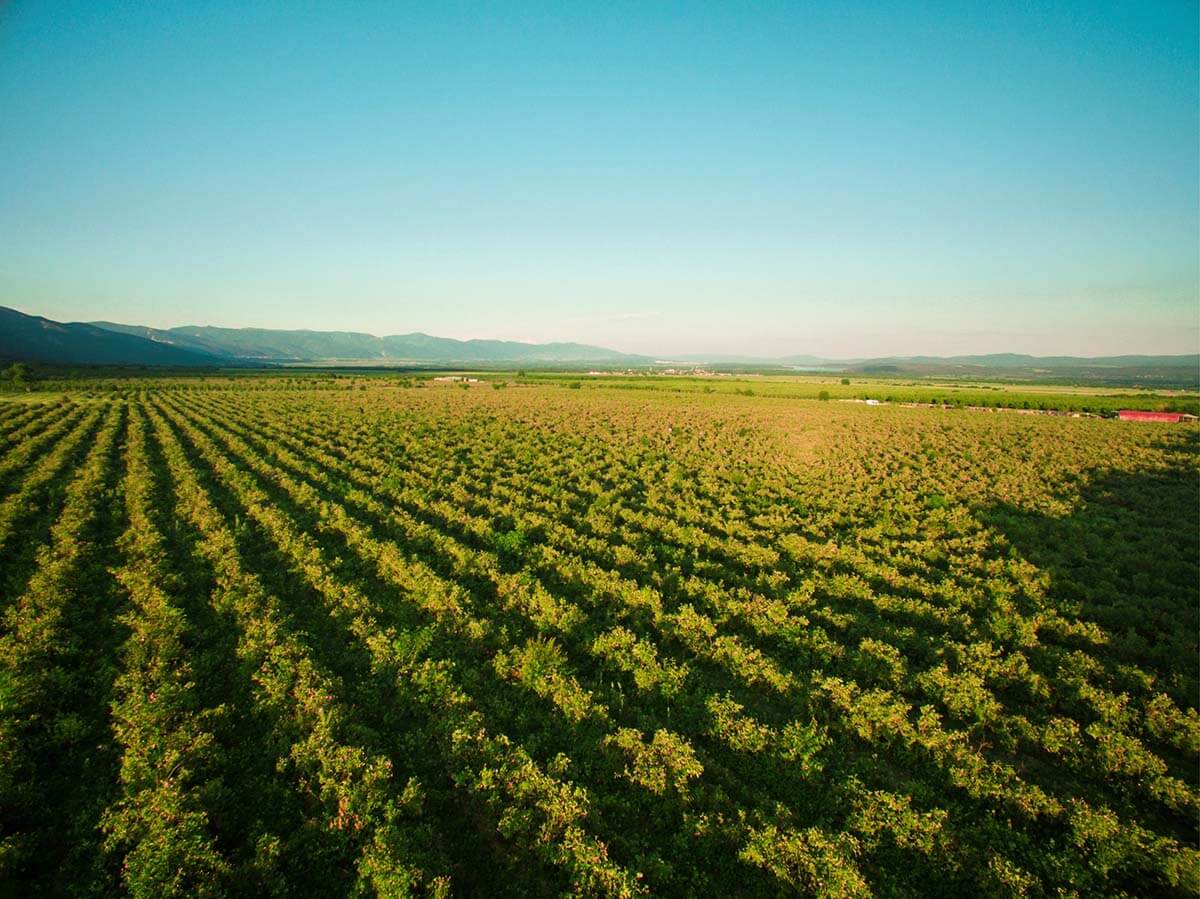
xmin=0 ymin=376 xmax=1195 ymax=896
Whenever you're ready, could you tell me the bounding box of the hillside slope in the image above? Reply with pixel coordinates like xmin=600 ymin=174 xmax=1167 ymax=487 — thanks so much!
xmin=1 ymin=307 xmax=221 ymax=366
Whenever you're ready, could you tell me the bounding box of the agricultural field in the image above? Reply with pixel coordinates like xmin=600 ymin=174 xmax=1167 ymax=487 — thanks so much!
xmin=0 ymin=376 xmax=1196 ymax=897
xmin=519 ymin=372 xmax=1200 ymax=416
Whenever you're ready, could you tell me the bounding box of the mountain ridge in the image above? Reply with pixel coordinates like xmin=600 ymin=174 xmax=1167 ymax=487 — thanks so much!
xmin=1 ymin=308 xmax=225 ymax=367
xmin=92 ymin=319 xmax=649 ymax=363
xmin=1 ymin=307 xmax=1196 ymax=387
xmin=2 ymin=308 xmax=651 ymax=366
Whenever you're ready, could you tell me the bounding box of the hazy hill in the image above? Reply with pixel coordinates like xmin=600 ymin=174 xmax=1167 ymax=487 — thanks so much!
xmin=89 ymin=321 xmax=240 ymax=358
xmin=846 ymin=353 xmax=1200 ymax=387
xmin=8 ymin=307 xmax=650 ymax=366
xmin=4 ymin=307 xmax=1195 ymax=385
xmin=0 ymin=307 xmax=221 ymax=366
xmin=104 ymin=323 xmax=649 ymax=363
xmin=14 ymin=308 xmax=650 ymax=367
xmin=676 ymin=350 xmax=1197 ymax=388
xmin=859 ymin=353 xmax=1200 ymax=370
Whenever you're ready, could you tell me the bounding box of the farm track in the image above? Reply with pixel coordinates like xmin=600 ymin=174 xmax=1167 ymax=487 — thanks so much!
xmin=0 ymin=385 xmax=1196 ymax=897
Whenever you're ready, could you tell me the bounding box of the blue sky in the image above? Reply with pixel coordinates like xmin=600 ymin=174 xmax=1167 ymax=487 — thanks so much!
xmin=0 ymin=1 xmax=1196 ymax=357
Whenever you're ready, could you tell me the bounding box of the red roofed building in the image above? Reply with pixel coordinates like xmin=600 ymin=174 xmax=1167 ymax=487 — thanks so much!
xmin=1117 ymin=410 xmax=1184 ymax=423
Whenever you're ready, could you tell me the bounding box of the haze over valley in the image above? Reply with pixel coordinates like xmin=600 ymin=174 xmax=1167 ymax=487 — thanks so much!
xmin=0 ymin=2 xmax=1195 ymax=896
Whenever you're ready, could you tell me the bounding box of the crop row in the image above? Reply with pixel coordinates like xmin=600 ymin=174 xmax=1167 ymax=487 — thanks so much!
xmin=0 ymin=383 xmax=1195 ymax=896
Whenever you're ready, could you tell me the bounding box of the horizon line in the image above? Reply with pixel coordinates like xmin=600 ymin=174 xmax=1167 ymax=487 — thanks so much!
xmin=6 ymin=304 xmax=1199 ymax=363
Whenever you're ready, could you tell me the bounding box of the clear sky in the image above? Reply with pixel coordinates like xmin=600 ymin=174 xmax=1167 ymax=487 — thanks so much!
xmin=1 ymin=1 xmax=1196 ymax=358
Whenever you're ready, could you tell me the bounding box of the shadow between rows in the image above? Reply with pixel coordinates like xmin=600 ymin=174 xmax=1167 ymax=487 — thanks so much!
xmin=975 ymin=450 xmax=1199 ymax=846
xmin=2 ymin=405 xmax=127 ymax=897
xmin=978 ymin=456 xmax=1198 ymax=702
xmin=153 ymin=402 xmax=577 ymax=897
xmin=140 ymin=408 xmax=367 ymax=897
xmin=166 ymin=400 xmax=834 ymax=897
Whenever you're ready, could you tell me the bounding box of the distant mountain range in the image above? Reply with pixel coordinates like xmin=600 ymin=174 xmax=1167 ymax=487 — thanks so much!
xmin=1 ymin=306 xmax=1196 ymax=387
xmin=836 ymin=353 xmax=1199 ymax=387
xmin=1 ymin=306 xmax=221 ymax=367
xmin=0 ymin=307 xmax=650 ymax=366
xmin=675 ymin=351 xmax=1198 ymax=370
xmin=90 ymin=320 xmax=649 ymax=364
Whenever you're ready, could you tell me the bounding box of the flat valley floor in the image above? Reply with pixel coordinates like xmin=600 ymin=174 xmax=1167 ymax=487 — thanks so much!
xmin=0 ymin=376 xmax=1196 ymax=897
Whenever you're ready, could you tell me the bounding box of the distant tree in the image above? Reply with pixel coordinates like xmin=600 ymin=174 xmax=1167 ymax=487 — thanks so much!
xmin=818 ymin=390 xmax=830 ymax=401
xmin=3 ymin=362 xmax=29 ymax=386
xmin=841 ymin=377 xmax=850 ymax=385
